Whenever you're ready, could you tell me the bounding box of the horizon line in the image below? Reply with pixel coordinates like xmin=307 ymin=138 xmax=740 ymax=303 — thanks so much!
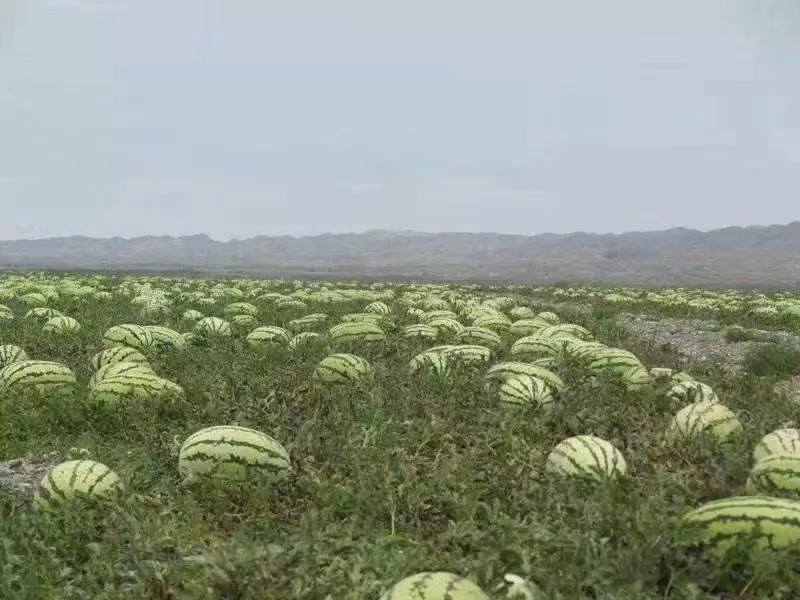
xmin=2 ymin=221 xmax=799 ymax=243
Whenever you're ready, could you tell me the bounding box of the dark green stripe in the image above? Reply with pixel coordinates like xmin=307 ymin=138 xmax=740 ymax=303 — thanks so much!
xmin=181 ymin=438 xmax=287 ymax=459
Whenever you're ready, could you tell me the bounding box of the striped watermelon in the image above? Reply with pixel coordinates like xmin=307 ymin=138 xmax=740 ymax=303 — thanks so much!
xmin=181 ymin=309 xmax=205 ymax=322
xmin=288 ymin=313 xmax=329 ymax=331
xmin=223 ymin=302 xmax=258 ymax=316
xmin=35 ymin=460 xmax=124 ymax=509
xmin=288 ymin=331 xmax=323 ymax=352
xmin=91 ymin=346 xmax=149 ymax=371
xmin=546 ymin=435 xmax=627 ymax=481
xmin=178 ymin=425 xmax=292 ymax=483
xmin=509 ymin=318 xmax=550 ymax=337
xmin=590 ymin=349 xmax=645 ymax=374
xmin=42 ymin=315 xmax=81 ymax=334
xmin=314 ymin=354 xmax=372 ymax=385
xmin=328 ymin=322 xmax=386 ymax=345
xmin=679 ymin=496 xmax=800 ymax=555
xmin=340 ymin=313 xmax=385 ymax=324
xmin=406 ymin=307 xmax=426 ymax=321
xmin=536 ymin=311 xmax=560 ymax=324
xmin=422 ymin=298 xmax=450 ymax=311
xmin=276 ymin=298 xmax=307 ymax=311
xmin=485 ymin=362 xmax=565 ymax=393
xmin=364 ymin=301 xmax=391 ymax=315
xmin=538 ymin=323 xmax=592 ymax=340
xmin=380 ymin=572 xmax=489 ymax=600
xmin=410 ymin=348 xmax=453 ymax=372
xmin=455 ymin=326 xmax=502 ymax=348
xmin=568 ymin=341 xmax=609 ymax=361
xmin=0 ymin=360 xmax=76 ymax=393
xmin=443 ymin=344 xmax=492 ymax=365
xmin=144 ymin=326 xmax=187 ymax=350
xmin=89 ymin=361 xmax=158 ymax=389
xmin=426 ymin=317 xmax=465 ymax=336
xmin=511 ymin=335 xmax=567 ymax=359
xmin=472 ymin=313 xmax=512 ymax=333
xmin=666 ymin=380 xmax=719 ymax=406
xmin=19 ymin=292 xmax=47 ymax=306
xmin=423 ymin=310 xmax=459 ymax=323
xmin=509 ymin=306 xmax=536 ymax=319
xmin=754 ymin=429 xmax=800 ymax=464
xmin=0 ymin=344 xmax=28 ymax=370
xmin=90 ymin=374 xmax=183 ymax=405
xmin=246 ymin=326 xmax=292 ymax=349
xmin=402 ymin=324 xmax=439 ymax=340
xmin=103 ymin=324 xmax=155 ymax=351
xmin=230 ymin=314 xmax=258 ymax=328
xmin=746 ymin=455 xmax=800 ymax=498
xmin=499 ymin=375 xmax=554 ymax=410
xmin=194 ymin=317 xmax=233 ymax=338
xmin=668 ymin=401 xmax=742 ymax=442
xmin=24 ymin=307 xmax=63 ymax=321
xmin=410 ymin=351 xmax=451 ymax=379
xmin=620 ymin=365 xmax=652 ymax=390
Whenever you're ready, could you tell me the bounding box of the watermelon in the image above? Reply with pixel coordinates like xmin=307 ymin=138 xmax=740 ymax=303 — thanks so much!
xmin=329 ymin=322 xmax=386 ymax=344
xmin=35 ymin=460 xmax=124 ymax=509
xmin=746 ymin=455 xmax=800 ymax=498
xmin=287 ymin=313 xmax=329 ymax=331
xmin=380 ymin=572 xmax=489 ymax=600
xmin=246 ymin=326 xmax=292 ymax=349
xmin=485 ymin=362 xmax=565 ymax=393
xmin=402 ymin=324 xmax=439 ymax=340
xmin=679 ymin=496 xmax=800 ymax=555
xmin=194 ymin=317 xmax=233 ymax=338
xmin=499 ymin=374 xmax=554 ymax=410
xmin=546 ymin=435 xmax=627 ymax=481
xmin=753 ymin=428 xmax=800 ymax=464
xmin=178 ymin=425 xmax=291 ymax=483
xmin=364 ymin=301 xmax=391 ymax=315
xmin=667 ymin=380 xmax=720 ymax=406
xmin=181 ymin=309 xmax=205 ymax=322
xmin=144 ymin=325 xmax=187 ymax=350
xmin=509 ymin=318 xmax=550 ymax=337
xmin=455 ymin=326 xmax=502 ymax=348
xmin=89 ymin=361 xmax=158 ymax=389
xmin=314 ymin=353 xmax=372 ymax=385
xmin=91 ymin=346 xmax=149 ymax=371
xmin=42 ymin=316 xmax=81 ymax=334
xmin=0 ymin=360 xmax=76 ymax=393
xmin=0 ymin=344 xmax=28 ymax=370
xmin=103 ymin=324 xmax=155 ymax=351
xmin=288 ymin=331 xmax=323 ymax=352
xmin=668 ymin=401 xmax=742 ymax=442
xmin=511 ymin=336 xmax=567 ymax=359
xmin=471 ymin=313 xmax=512 ymax=333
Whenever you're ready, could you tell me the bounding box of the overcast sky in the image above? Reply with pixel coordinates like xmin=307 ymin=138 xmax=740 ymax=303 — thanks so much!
xmin=0 ymin=1 xmax=798 ymax=240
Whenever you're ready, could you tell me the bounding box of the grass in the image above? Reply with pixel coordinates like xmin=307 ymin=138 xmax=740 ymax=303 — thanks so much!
xmin=725 ymin=326 xmax=759 ymax=343
xmin=1 ymin=280 xmax=800 ymax=598
xmin=743 ymin=343 xmax=800 ymax=378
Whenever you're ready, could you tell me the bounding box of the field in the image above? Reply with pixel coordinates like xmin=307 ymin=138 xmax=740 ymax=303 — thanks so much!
xmin=2 ymin=275 xmax=800 ymax=599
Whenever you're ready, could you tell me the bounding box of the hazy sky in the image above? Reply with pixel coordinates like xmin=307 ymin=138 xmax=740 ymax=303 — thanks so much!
xmin=1 ymin=1 xmax=798 ymax=240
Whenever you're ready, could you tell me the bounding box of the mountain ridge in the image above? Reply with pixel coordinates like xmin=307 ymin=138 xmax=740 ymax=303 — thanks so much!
xmin=1 ymin=222 xmax=799 ymax=287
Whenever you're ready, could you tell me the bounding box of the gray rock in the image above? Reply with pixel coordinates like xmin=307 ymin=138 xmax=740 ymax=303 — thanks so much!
xmin=0 ymin=457 xmax=56 ymax=496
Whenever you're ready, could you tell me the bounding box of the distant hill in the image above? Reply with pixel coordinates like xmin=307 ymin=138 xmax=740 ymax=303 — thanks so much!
xmin=2 ymin=223 xmax=800 ymax=287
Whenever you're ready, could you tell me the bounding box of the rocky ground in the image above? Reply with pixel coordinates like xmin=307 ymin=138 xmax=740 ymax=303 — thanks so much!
xmin=616 ymin=312 xmax=800 ymax=369
xmin=0 ymin=456 xmax=57 ymax=496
